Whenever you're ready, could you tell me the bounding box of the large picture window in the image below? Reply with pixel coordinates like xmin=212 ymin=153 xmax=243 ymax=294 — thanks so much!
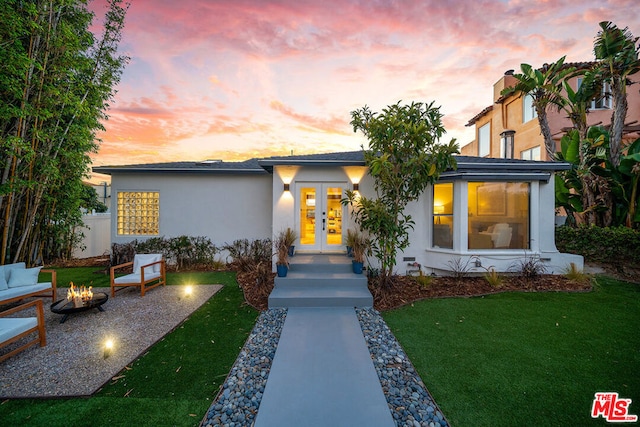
xmin=432 ymin=183 xmax=453 ymax=249
xmin=117 ymin=191 xmax=159 ymax=235
xmin=467 ymin=182 xmax=529 ymax=250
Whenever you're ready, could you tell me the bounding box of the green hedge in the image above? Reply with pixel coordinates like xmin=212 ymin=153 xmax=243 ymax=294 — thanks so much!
xmin=555 ymin=225 xmax=640 ymax=266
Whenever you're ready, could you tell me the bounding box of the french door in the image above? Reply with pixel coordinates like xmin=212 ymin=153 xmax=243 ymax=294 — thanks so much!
xmin=297 ymin=182 xmax=347 ymax=252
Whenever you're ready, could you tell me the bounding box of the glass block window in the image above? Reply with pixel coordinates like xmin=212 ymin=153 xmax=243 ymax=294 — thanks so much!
xmin=117 ymin=191 xmax=159 ymax=235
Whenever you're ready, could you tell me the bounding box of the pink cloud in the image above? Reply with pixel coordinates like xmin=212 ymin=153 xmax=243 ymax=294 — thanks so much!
xmin=269 ymin=100 xmax=350 ymax=134
xmin=87 ymin=0 xmax=640 ymax=174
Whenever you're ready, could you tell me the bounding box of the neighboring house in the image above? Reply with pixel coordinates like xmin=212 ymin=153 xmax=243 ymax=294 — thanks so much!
xmin=461 ymin=63 xmax=640 ymax=160
xmin=90 ymin=181 xmax=111 ymax=211
xmin=93 ymin=151 xmax=582 ymax=275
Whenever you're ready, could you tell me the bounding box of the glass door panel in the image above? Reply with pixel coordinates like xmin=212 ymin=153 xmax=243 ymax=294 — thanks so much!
xmin=325 ymin=187 xmax=343 ymax=246
xmin=299 ymin=187 xmax=316 ymax=246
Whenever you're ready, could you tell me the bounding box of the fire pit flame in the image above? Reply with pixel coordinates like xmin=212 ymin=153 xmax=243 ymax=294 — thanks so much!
xmin=67 ymin=282 xmax=93 ymax=306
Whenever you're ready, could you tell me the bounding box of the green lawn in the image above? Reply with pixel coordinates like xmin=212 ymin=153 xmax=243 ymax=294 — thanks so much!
xmin=383 ymin=276 xmax=640 ymax=426
xmin=5 ymin=270 xmax=639 ymax=426
xmin=0 ymin=270 xmax=258 ymax=427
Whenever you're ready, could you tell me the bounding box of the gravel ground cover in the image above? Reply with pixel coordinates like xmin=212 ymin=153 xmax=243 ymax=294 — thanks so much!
xmin=203 ymin=307 xmax=448 ymax=427
xmin=0 ymin=284 xmax=222 ymax=398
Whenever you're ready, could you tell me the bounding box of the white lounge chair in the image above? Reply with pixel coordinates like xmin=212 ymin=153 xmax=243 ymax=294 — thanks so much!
xmin=110 ymin=254 xmax=166 ymax=297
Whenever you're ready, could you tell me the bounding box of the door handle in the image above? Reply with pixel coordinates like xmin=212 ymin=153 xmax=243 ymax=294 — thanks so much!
xmin=322 ymin=218 xmax=325 ymax=231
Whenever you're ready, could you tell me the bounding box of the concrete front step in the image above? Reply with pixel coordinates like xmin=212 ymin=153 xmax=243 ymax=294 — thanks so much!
xmin=268 ymin=284 xmax=373 ymax=308
xmin=274 ymin=273 xmax=367 ymax=289
xmin=269 ymin=253 xmax=373 ymax=308
xmin=288 ymin=254 xmax=354 ymax=274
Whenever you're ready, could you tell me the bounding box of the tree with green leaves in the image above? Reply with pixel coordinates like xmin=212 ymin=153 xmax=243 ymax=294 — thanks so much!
xmin=343 ymin=101 xmax=459 ymax=288
xmin=0 ymin=0 xmax=128 ymax=264
xmin=593 ymin=21 xmax=640 ymax=167
xmin=501 ymin=56 xmax=575 ymax=159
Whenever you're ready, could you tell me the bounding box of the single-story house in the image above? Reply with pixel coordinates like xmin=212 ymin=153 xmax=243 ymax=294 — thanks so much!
xmin=93 ymin=151 xmax=583 ymax=275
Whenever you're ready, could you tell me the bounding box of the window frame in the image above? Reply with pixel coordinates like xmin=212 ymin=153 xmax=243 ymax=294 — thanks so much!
xmin=521 ymin=146 xmax=541 ymax=161
xmin=523 ymin=93 xmax=537 ymax=123
xmin=432 ymin=183 xmax=454 ymax=249
xmin=478 ymin=122 xmax=491 ymax=157
xmin=577 ymin=77 xmax=612 ymax=110
xmin=467 ymin=181 xmax=531 ymax=251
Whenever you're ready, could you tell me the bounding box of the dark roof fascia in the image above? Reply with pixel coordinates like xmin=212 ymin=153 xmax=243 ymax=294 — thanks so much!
xmin=439 ymin=170 xmax=552 ymax=182
xmin=92 ymin=166 xmax=268 ymax=176
xmin=257 ymin=158 xmax=365 ymax=172
xmin=440 ymin=158 xmax=570 ymax=182
xmin=455 ymin=158 xmax=571 ymax=171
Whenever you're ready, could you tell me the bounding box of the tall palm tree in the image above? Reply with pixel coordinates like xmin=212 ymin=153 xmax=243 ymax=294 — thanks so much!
xmin=594 ymin=21 xmax=640 ymax=167
xmin=501 ymin=56 xmax=574 ymax=159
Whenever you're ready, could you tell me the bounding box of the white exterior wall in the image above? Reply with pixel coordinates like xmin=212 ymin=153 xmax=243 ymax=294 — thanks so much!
xmin=110 ymin=173 xmax=273 ymax=249
xmin=106 ymin=164 xmax=582 ymax=275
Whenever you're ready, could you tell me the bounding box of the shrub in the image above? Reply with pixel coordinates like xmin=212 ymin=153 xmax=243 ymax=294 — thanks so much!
xmin=447 ymin=257 xmax=474 ymax=278
xmin=223 ymin=238 xmax=272 ymax=273
xmin=483 ymin=268 xmax=503 ymax=288
xmin=510 ymin=252 xmax=546 ymax=279
xmin=556 ymin=225 xmax=640 ymax=267
xmin=563 ymin=262 xmax=591 ymax=284
xmin=414 ymin=270 xmax=432 ymax=288
xmin=134 ymin=236 xmax=218 ymax=270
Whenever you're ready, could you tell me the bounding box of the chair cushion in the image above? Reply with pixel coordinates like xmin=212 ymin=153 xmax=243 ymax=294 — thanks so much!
xmin=0 ymin=317 xmax=38 ymax=345
xmin=7 ymin=267 xmax=43 ymax=288
xmin=133 ymin=254 xmax=162 ymax=275
xmin=114 ymin=272 xmax=161 ymax=284
xmin=1 ymin=262 xmax=30 ymax=291
xmin=0 ymin=283 xmax=52 ymax=302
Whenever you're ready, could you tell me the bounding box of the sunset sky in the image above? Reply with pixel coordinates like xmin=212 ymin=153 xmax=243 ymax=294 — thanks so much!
xmin=90 ymin=0 xmax=640 ymax=181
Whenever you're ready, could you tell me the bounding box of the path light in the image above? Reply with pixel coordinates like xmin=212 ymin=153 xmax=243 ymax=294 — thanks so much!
xmin=104 ymin=338 xmax=114 ymax=359
xmin=184 ymin=285 xmax=193 ymax=297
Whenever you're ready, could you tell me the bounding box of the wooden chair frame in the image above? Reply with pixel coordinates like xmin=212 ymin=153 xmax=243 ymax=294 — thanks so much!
xmin=0 ymin=299 xmax=47 ymax=363
xmin=110 ymin=258 xmax=166 ymax=297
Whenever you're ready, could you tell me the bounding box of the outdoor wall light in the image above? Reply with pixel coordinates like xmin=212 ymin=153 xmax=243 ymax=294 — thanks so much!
xmin=353 ymin=183 xmax=359 ymax=191
xmin=283 ymin=183 xmax=290 ymax=192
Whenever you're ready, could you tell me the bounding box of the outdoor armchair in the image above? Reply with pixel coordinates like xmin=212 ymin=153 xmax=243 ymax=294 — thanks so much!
xmin=0 ymin=299 xmax=47 ymax=363
xmin=110 ymin=254 xmax=166 ymax=297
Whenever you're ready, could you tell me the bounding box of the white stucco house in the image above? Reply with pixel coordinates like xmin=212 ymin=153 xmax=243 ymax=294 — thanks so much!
xmin=93 ymin=151 xmax=583 ymax=275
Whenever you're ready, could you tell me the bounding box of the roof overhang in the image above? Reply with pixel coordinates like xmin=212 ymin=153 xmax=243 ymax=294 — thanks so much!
xmin=92 ymin=166 xmax=268 ymax=176
xmin=257 ymin=158 xmax=365 ymax=172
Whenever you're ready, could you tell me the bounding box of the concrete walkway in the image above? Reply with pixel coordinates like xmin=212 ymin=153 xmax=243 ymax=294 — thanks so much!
xmin=254 ymin=307 xmax=395 ymax=427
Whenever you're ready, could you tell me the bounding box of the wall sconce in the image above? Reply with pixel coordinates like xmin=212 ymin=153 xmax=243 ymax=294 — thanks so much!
xmin=353 ymin=183 xmax=359 ymax=191
xmin=283 ymin=183 xmax=290 ymax=192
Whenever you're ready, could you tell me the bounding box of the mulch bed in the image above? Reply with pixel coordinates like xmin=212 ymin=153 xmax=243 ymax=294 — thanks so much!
xmin=50 ymin=257 xmax=596 ymax=312
xmin=235 ymin=270 xmax=593 ymax=312
xmin=368 ymin=274 xmax=593 ymax=311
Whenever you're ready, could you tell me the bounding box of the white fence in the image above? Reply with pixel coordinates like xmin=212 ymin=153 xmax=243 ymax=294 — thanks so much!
xmin=72 ymin=213 xmax=111 ymax=259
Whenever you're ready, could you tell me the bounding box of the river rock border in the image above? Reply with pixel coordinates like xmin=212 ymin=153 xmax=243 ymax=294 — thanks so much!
xmin=202 ymin=307 xmax=449 ymax=427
